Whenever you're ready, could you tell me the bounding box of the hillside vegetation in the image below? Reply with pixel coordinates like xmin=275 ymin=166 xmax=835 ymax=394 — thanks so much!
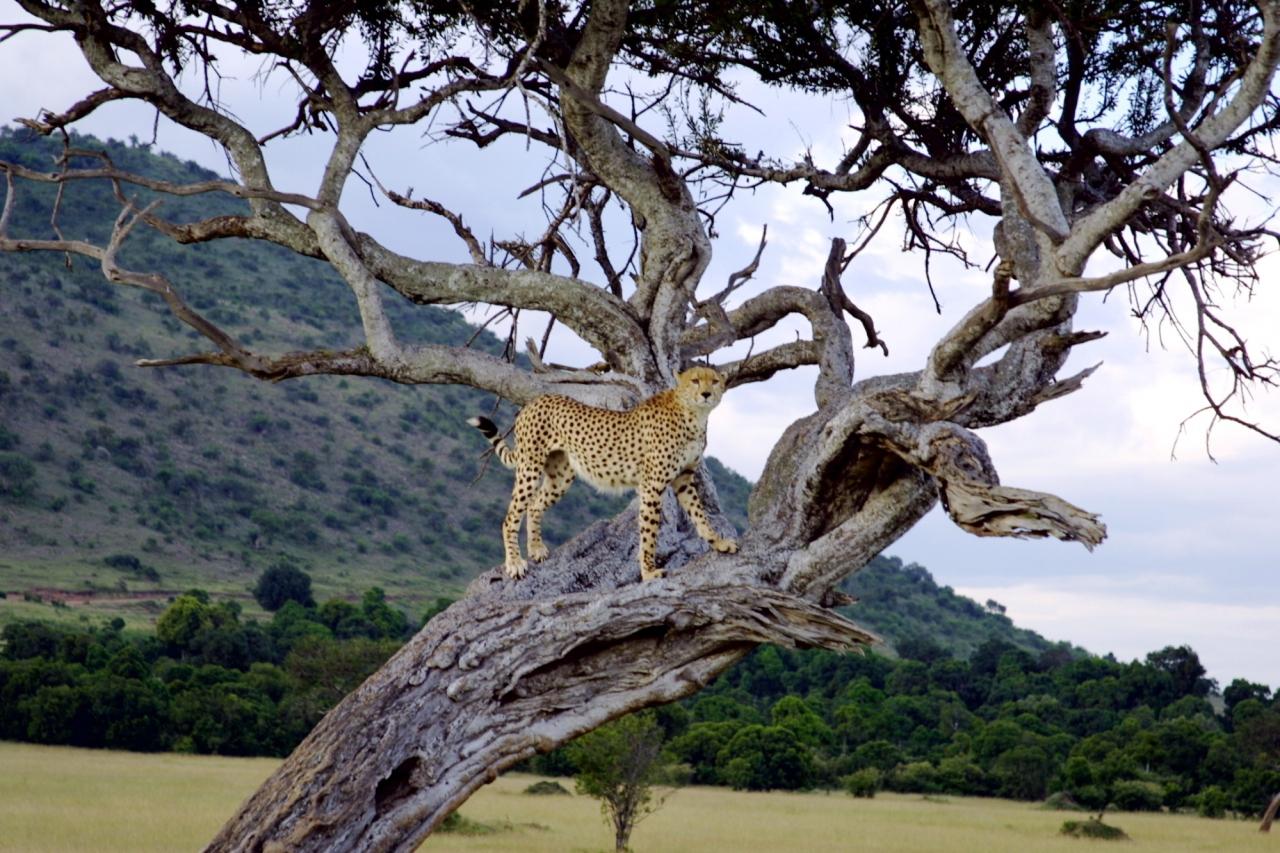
xmin=0 ymin=127 xmax=641 ymax=617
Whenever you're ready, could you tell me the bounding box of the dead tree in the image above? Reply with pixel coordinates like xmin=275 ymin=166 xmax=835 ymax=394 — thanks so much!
xmin=1262 ymin=791 xmax=1280 ymax=832
xmin=2 ymin=1 xmax=1279 ymax=850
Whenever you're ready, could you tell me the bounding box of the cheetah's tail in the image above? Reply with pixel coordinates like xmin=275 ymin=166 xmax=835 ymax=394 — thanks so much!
xmin=467 ymin=415 xmax=516 ymax=468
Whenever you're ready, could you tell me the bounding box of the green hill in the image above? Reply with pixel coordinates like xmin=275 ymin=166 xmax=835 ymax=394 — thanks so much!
xmin=0 ymin=128 xmax=1059 ymax=659
xmin=0 ymin=127 xmax=646 ymax=622
xmin=841 ymin=555 xmax=1066 ymax=660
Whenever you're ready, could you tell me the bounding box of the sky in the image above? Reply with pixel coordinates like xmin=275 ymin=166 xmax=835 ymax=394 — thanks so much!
xmin=1 ymin=6 xmax=1277 ymax=689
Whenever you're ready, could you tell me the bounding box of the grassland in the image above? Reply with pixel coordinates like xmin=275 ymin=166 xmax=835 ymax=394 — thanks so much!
xmin=0 ymin=742 xmax=1270 ymax=853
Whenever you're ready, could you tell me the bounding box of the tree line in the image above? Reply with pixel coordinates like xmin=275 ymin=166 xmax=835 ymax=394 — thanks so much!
xmin=0 ymin=564 xmax=424 ymax=756
xmin=634 ymin=641 xmax=1279 ymax=819
xmin=2 ymin=578 xmax=1276 ymax=818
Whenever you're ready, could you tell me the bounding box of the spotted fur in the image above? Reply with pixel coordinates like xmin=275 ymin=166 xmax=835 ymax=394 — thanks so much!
xmin=468 ymin=366 xmax=739 ymax=581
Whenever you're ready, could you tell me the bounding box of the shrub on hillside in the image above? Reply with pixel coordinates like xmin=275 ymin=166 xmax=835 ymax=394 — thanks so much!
xmin=254 ymin=561 xmax=316 ymax=611
xmin=0 ymin=451 xmax=37 ymax=499
xmin=103 ymin=553 xmax=160 ymax=581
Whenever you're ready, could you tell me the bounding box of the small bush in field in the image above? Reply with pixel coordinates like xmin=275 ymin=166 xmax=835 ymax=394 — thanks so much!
xmin=524 ymin=780 xmax=571 ymax=796
xmin=1060 ymin=818 xmax=1129 ymax=840
xmin=843 ymin=768 xmax=881 ymax=798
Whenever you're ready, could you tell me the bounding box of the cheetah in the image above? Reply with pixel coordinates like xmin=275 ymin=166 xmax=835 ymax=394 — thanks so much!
xmin=468 ymin=366 xmax=739 ymax=581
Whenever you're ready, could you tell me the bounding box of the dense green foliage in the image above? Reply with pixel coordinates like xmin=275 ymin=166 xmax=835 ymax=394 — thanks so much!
xmin=0 ymin=585 xmax=413 ymax=756
xmin=523 ymin=638 xmax=1278 ymax=819
xmin=645 ymin=641 xmax=1279 ymax=818
xmin=3 ymin=581 xmax=1277 ymax=817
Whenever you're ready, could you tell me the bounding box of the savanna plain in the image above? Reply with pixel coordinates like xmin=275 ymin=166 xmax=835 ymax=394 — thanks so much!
xmin=0 ymin=742 xmax=1270 ymax=852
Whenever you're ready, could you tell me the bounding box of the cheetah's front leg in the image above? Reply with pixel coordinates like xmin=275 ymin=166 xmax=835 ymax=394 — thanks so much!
xmin=637 ymin=482 xmax=665 ymax=581
xmin=673 ymin=471 xmax=739 ymax=555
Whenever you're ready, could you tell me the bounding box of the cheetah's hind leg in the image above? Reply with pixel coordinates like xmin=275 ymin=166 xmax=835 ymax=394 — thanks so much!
xmin=526 ymin=451 xmax=575 ymax=563
xmin=502 ymin=462 xmax=541 ymax=579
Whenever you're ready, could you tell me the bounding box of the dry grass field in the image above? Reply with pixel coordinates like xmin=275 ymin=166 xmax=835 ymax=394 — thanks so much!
xmin=0 ymin=741 xmax=1271 ymax=852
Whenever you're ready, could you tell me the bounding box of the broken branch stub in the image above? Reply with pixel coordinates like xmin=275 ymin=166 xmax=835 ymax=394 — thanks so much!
xmin=870 ymin=418 xmax=1107 ymax=550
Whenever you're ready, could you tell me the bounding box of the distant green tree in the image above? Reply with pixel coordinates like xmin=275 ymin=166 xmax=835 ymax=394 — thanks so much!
xmin=567 ymin=711 xmax=674 ymax=853
xmin=270 ymin=600 xmax=332 ymax=655
xmin=2 ymin=621 xmax=64 ymax=660
xmin=197 ymin=624 xmax=252 ymax=670
xmin=106 ymin=646 xmax=149 ymax=679
xmin=1110 ymin=779 xmax=1164 ymax=811
xmin=282 ymin=635 xmax=399 ymax=729
xmin=895 ymin=634 xmax=951 ymax=665
xmin=22 ymin=683 xmax=89 ymax=744
xmin=1196 ymin=785 xmax=1229 ymax=818
xmin=170 ymin=676 xmax=280 ymax=756
xmin=361 ymin=587 xmax=408 ymax=640
xmin=936 ymin=756 xmax=991 ymax=796
xmin=1145 ymin=646 xmax=1213 ymax=698
xmin=689 ymin=694 xmax=762 ymax=724
xmin=717 ymin=725 xmax=813 ymax=791
xmin=156 ymin=594 xmax=214 ymax=652
xmin=770 ymin=696 xmax=834 ymax=750
xmin=668 ymin=721 xmax=737 ymax=785
xmin=1230 ymin=767 xmax=1280 ymax=817
xmin=992 ymin=745 xmax=1053 ymax=800
xmin=884 ymin=660 xmax=930 ymax=696
xmin=843 ymin=767 xmax=881 ymax=797
xmin=253 ymin=562 xmax=315 ymax=611
xmin=85 ymin=673 xmax=170 ymax=751
xmin=887 ymin=761 xmax=941 ymax=793
xmin=1223 ymin=678 xmax=1272 ymax=719
xmin=316 ymin=598 xmax=367 ymax=638
xmin=850 ymin=739 xmax=903 ymax=773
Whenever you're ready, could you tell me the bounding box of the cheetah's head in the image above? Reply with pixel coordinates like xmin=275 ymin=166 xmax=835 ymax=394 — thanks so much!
xmin=675 ymin=366 xmax=727 ymax=412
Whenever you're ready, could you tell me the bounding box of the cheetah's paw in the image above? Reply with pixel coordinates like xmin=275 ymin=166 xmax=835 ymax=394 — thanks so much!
xmin=504 ymin=558 xmax=528 ymax=580
xmin=641 ymin=566 xmax=665 ymax=582
xmin=528 ymin=541 xmax=550 ymax=562
xmin=712 ymin=537 xmax=739 ymax=554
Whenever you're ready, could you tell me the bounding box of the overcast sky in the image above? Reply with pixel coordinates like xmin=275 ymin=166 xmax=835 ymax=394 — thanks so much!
xmin=2 ymin=8 xmax=1277 ymax=689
